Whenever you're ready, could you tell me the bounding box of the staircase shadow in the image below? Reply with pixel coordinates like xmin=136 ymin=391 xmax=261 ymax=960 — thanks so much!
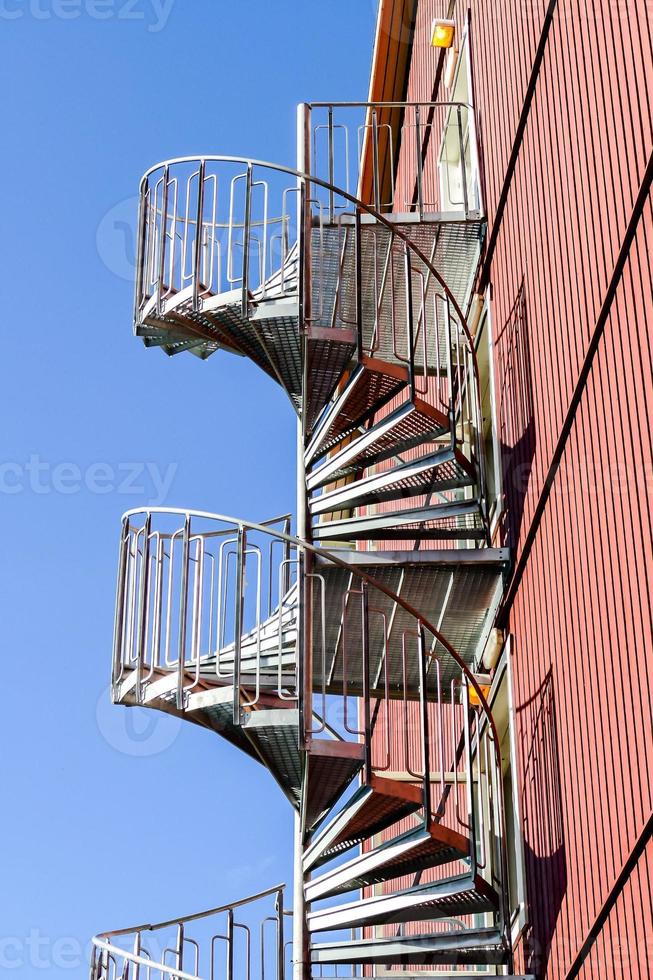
xmin=494 ymin=279 xmax=536 ymax=551
xmin=518 ymin=668 xmax=567 ymax=978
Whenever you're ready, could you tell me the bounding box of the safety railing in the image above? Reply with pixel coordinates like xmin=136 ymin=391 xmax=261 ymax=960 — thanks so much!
xmin=304 ymin=102 xmax=483 ymax=220
xmin=112 ymin=512 xmax=296 ymax=718
xmin=134 ymin=156 xmax=486 ymax=503
xmin=112 ymin=509 xmax=510 ymax=948
xmin=90 ymin=884 xmax=286 ymax=980
xmin=135 ymin=159 xmax=302 ymax=324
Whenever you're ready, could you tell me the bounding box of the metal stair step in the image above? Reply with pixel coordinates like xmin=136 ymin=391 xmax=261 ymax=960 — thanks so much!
xmin=306 ymin=399 xmax=450 ymax=490
xmin=241 ymin=710 xmax=364 ymax=830
xmin=307 ymin=976 xmax=532 ymax=980
xmin=304 ymin=356 xmax=409 ymax=463
xmin=310 ymin=448 xmax=475 ymax=517
xmin=191 ymin=688 xmax=262 ymax=762
xmin=313 ymin=500 xmax=486 ymax=542
xmin=137 ymin=296 xmax=245 ymax=356
xmin=303 ymin=741 xmax=366 ymax=832
xmin=307 ymin=872 xmax=498 ymax=931
xmin=145 ymin=336 xmax=216 ymax=357
xmin=305 ymin=823 xmax=469 ymax=901
xmin=303 ymin=775 xmax=424 ymax=872
xmin=310 ymin=926 xmax=508 ymax=967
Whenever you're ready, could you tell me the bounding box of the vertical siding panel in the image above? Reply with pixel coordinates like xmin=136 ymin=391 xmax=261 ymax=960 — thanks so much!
xmin=367 ymin=1 xmax=653 ymax=976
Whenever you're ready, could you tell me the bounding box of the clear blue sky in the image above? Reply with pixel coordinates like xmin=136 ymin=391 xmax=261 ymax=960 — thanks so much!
xmin=0 ymin=3 xmax=374 ymax=975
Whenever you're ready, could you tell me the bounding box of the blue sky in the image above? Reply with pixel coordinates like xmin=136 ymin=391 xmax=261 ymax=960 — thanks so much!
xmin=0 ymin=3 xmax=374 ymax=975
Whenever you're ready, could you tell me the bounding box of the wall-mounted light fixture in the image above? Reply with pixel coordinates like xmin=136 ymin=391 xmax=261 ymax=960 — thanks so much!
xmin=431 ymin=18 xmax=455 ymax=49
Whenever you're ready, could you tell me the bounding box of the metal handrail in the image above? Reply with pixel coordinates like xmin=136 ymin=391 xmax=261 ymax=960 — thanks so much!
xmin=91 ymin=884 xmax=286 ymax=980
xmin=303 ymin=101 xmax=482 ymax=220
xmin=95 ymin=883 xmax=286 ymax=939
xmin=134 ymin=156 xmax=488 ymax=515
xmin=113 ymin=506 xmax=511 ymax=960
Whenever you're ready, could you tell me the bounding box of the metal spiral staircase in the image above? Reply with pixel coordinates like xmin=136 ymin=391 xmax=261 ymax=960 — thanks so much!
xmin=92 ymin=104 xmax=531 ymax=979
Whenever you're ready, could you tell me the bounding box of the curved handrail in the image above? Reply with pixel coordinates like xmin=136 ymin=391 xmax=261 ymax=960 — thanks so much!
xmin=137 ymin=156 xmax=474 ymax=346
xmin=91 ymin=883 xmax=286 ymax=980
xmin=121 ymin=505 xmax=492 ymax=719
xmin=95 ymin=882 xmax=286 ymax=939
xmin=136 ymin=156 xmax=488 ymax=511
xmin=117 ymin=504 xmax=510 ymax=957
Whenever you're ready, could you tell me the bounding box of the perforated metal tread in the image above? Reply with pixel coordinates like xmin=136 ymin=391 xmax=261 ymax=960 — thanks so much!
xmin=303 ymin=743 xmax=365 ymax=832
xmin=303 ymin=775 xmax=424 ymax=872
xmin=305 ymin=822 xmax=469 ymax=901
xmin=305 ymin=333 xmax=357 ymax=432
xmin=310 ymin=448 xmax=475 ymax=516
xmin=198 ymin=697 xmax=262 ymax=762
xmin=307 ymin=398 xmax=451 ymax=489
xmin=305 ymin=357 xmax=409 ymax=461
xmin=311 ymin=554 xmax=507 ymax=698
xmin=307 ymin=872 xmax=499 ymax=931
xmin=241 ymin=711 xmax=364 ymax=829
xmin=310 ymin=926 xmax=507 ymax=967
xmin=312 ymin=500 xmax=486 ymax=542
xmin=242 ymin=709 xmax=303 ymax=808
xmin=322 ymin=218 xmax=484 ymax=373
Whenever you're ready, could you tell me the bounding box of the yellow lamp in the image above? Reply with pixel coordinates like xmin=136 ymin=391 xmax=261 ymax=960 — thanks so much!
xmin=431 ymin=18 xmax=455 ymax=49
xmin=469 ymin=674 xmax=492 ymax=707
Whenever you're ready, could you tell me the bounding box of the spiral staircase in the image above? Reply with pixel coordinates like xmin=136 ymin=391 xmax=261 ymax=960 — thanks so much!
xmin=91 ymin=104 xmax=531 ymax=980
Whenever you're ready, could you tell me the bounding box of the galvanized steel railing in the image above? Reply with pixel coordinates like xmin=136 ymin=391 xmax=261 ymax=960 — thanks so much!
xmin=134 ymin=155 xmax=487 ymax=505
xmin=304 ymin=102 xmax=483 ymax=220
xmin=90 ymin=884 xmax=287 ymax=980
xmin=112 ymin=508 xmax=511 ymax=948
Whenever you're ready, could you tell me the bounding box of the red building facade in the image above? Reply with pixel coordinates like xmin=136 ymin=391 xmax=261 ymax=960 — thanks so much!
xmin=366 ymin=2 xmax=653 ymax=976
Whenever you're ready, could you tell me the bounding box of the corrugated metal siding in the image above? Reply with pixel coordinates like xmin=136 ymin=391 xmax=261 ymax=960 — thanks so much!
xmin=366 ymin=1 xmax=653 ymax=975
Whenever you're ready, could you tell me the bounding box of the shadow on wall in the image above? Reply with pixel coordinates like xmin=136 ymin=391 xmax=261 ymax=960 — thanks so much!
xmin=518 ymin=669 xmax=567 ymax=978
xmin=494 ymin=280 xmax=536 ymax=551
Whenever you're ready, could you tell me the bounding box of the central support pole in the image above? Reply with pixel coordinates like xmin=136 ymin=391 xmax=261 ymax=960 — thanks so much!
xmin=294 ymin=418 xmax=311 ymax=980
xmin=292 ymin=810 xmax=310 ymax=980
xmin=294 ymin=99 xmax=313 ymax=980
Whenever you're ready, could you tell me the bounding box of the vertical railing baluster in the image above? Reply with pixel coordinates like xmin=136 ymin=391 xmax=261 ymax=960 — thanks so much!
xmin=355 ymin=209 xmax=363 ymax=359
xmin=299 ymin=549 xmax=314 ymax=748
xmin=175 ymin=925 xmax=184 ymax=980
xmin=132 ymin=934 xmax=141 ymax=980
xmin=457 ymin=106 xmax=469 ymax=216
xmin=361 ymin=583 xmax=372 ymax=783
xmin=242 ymin=165 xmax=253 ymax=318
xmin=135 ymin=513 xmax=152 ymax=703
xmin=371 ymin=107 xmax=381 ymax=212
xmin=444 ymin=297 xmax=456 ymax=448
xmin=134 ymin=182 xmax=148 ymax=323
xmin=192 ymin=159 xmax=206 ymax=310
xmin=417 ymin=625 xmax=431 ymax=818
xmin=276 ymin=889 xmax=285 ymax=980
xmin=112 ymin=518 xmax=130 ymax=697
xmin=233 ymin=526 xmax=246 ymax=725
xmin=89 ymin=944 xmax=98 ymax=980
xmin=327 ymin=105 xmax=335 ymax=222
xmin=226 ymin=910 xmax=234 ymax=980
xmin=414 ymin=105 xmax=424 ymax=217
xmin=176 ymin=514 xmax=191 ymax=710
xmin=156 ymin=165 xmax=170 ymax=314
xmin=462 ymin=676 xmax=478 ymax=876
xmin=404 ymin=244 xmax=416 ymax=401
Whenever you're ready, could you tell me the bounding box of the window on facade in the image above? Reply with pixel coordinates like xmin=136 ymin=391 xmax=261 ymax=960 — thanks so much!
xmin=437 ymin=29 xmax=480 ymax=213
xmin=475 ymin=303 xmax=503 ymax=533
xmin=486 ymin=641 xmax=529 ymax=941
